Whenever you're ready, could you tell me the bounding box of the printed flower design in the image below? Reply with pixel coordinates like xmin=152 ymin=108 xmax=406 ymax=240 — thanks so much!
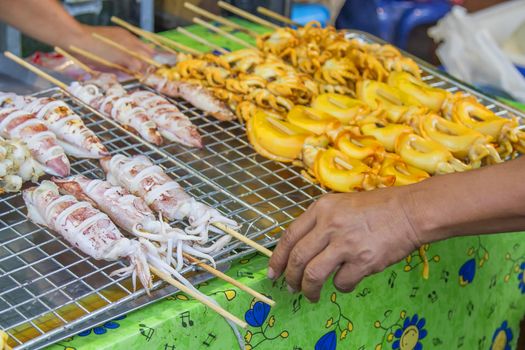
xmin=78 ymin=315 xmax=126 ymax=336
xmin=392 ymin=314 xmax=427 ymax=350
xmin=517 ymin=262 xmax=525 ymax=294
xmin=315 ymin=330 xmax=337 ymax=350
xmin=458 ymin=258 xmax=476 ymax=286
xmin=490 ymin=321 xmax=513 ymax=350
xmin=244 ymin=300 xmax=287 ymax=349
xmin=245 ymin=301 xmax=271 ymax=327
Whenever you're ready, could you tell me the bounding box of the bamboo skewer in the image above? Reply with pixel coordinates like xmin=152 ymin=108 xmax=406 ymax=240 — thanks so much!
xmin=54 ymin=46 xmax=96 ymax=74
xmin=213 ymin=223 xmax=273 ymax=257
xmin=257 ymin=6 xmax=301 ymax=27
xmin=177 ymin=27 xmax=228 ymax=54
xmin=4 ymin=51 xmax=68 ymax=90
xmin=92 ymin=33 xmax=162 ymax=68
xmin=69 ymin=45 xmax=140 ymax=78
xmin=193 ymin=17 xmax=256 ymax=49
xmin=184 ymin=253 xmax=275 ymax=306
xmin=149 ymin=265 xmax=247 ymax=328
xmin=217 ymin=1 xmax=280 ymax=30
xmin=183 ymin=2 xmax=258 ymax=38
xmin=110 ymin=16 xmax=201 ymax=55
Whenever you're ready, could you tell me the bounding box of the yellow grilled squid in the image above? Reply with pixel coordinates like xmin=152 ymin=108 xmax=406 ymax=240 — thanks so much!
xmin=395 ymin=132 xmax=470 ymax=174
xmin=379 ymin=154 xmax=430 ymax=186
xmin=247 ymin=110 xmax=311 ymax=162
xmin=419 ymin=114 xmax=502 ymax=167
xmin=311 ymin=93 xmax=368 ymax=124
xmin=335 ymin=131 xmax=385 ymax=168
xmin=388 ymin=72 xmax=449 ymax=112
xmin=360 ymin=122 xmax=413 ymax=152
xmin=286 ymin=106 xmax=340 ymax=135
xmin=314 ymin=148 xmax=395 ymax=192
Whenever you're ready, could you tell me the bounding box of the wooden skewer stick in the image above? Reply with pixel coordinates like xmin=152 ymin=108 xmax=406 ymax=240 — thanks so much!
xmin=177 ymin=27 xmax=228 ymax=54
xmin=54 ymin=46 xmax=96 ymax=75
xmin=69 ymin=45 xmax=141 ymax=79
xmin=257 ymin=6 xmax=301 ymax=27
xmin=183 ymin=253 xmax=275 ymax=306
xmin=213 ymin=222 xmax=273 ymax=257
xmin=183 ymin=2 xmax=258 ymax=38
xmin=110 ymin=16 xmax=201 ymax=56
xmin=4 ymin=51 xmax=68 ymax=90
xmin=92 ymin=33 xmax=162 ymax=68
xmin=193 ymin=17 xmax=256 ymax=49
xmin=149 ymin=265 xmax=247 ymax=328
xmin=217 ymin=1 xmax=280 ymax=30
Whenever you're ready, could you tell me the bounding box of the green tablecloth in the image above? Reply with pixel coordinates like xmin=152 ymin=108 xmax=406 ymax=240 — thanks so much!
xmin=48 ymin=233 xmax=525 ymax=350
xmin=47 ymin=21 xmax=525 ymax=350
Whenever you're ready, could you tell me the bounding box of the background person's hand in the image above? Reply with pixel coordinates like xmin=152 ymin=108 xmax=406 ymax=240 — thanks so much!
xmin=267 ymin=188 xmax=422 ymax=302
xmin=75 ymin=25 xmax=155 ymax=72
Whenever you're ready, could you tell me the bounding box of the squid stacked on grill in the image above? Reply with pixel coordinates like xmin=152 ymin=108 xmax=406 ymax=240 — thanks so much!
xmin=244 ymin=70 xmax=523 ymax=192
xmin=0 ymin=92 xmax=109 ymax=159
xmin=68 ymin=73 xmax=203 ymax=148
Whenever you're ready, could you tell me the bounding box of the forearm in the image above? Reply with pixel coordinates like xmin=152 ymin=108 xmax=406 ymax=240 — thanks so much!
xmin=0 ymin=0 xmax=85 ymax=48
xmin=406 ymin=157 xmax=525 ymax=243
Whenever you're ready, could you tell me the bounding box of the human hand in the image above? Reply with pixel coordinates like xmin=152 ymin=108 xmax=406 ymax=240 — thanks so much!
xmin=267 ymin=188 xmax=422 ymax=302
xmin=74 ymin=25 xmax=155 ymax=72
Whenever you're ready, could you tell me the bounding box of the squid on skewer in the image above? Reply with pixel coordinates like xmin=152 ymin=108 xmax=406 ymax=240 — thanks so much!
xmin=0 ymin=92 xmax=109 ymax=158
xmin=0 ymin=107 xmax=70 ymax=176
xmin=142 ymin=70 xmax=236 ymax=122
xmin=68 ymin=76 xmax=163 ymax=146
xmin=23 ymin=181 xmax=181 ymax=293
xmin=100 ymin=155 xmax=238 ymax=242
xmin=0 ymin=137 xmax=43 ymax=193
xmin=53 ymin=175 xmax=229 ymax=271
xmin=129 ymin=91 xmax=202 ymax=148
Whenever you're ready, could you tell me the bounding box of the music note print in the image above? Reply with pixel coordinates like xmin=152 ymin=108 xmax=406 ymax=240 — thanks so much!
xmin=356 ymin=288 xmax=371 ymax=298
xmin=432 ymin=338 xmax=443 ymax=346
xmin=202 ymin=332 xmax=217 ymax=347
xmin=237 ymin=270 xmax=254 ymax=279
xmin=478 ymin=336 xmax=486 ymax=350
xmin=409 ymin=287 xmax=419 ymax=298
xmin=458 ymin=336 xmax=465 ymax=348
xmin=388 ymin=271 xmax=397 ymax=288
xmin=466 ymin=301 xmax=474 ymax=316
xmin=489 ymin=275 xmax=497 ymax=289
xmin=292 ymin=295 xmax=303 ymax=313
xmin=179 ymin=311 xmax=194 ymax=327
xmin=427 ymin=290 xmax=438 ymax=303
xmin=164 ymin=345 xmax=176 ymax=350
xmin=139 ymin=323 xmax=154 ymax=341
xmin=440 ymin=270 xmax=450 ymax=283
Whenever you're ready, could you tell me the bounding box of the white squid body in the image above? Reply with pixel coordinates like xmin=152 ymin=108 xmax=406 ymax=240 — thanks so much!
xmin=23 ymin=181 xmax=183 ymax=293
xmin=53 ymin=175 xmax=229 ymax=271
xmin=0 ymin=137 xmax=43 ymax=192
xmin=68 ymin=75 xmax=164 ymax=146
xmin=141 ymin=71 xmax=236 ymax=122
xmin=129 ymin=90 xmax=203 ymax=148
xmin=23 ymin=97 xmax=109 ymax=158
xmin=100 ymin=154 xmax=237 ymax=243
xmin=0 ymin=107 xmax=70 ymax=177
xmin=0 ymin=92 xmax=109 ymax=159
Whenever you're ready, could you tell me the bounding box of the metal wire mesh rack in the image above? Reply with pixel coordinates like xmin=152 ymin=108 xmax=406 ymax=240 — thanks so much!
xmin=1 ymin=30 xmax=525 ymax=349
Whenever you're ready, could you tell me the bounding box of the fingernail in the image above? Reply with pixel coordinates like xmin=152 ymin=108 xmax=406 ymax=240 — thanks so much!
xmin=267 ymin=267 xmax=276 ymax=280
xmin=287 ymin=284 xmax=296 ymax=294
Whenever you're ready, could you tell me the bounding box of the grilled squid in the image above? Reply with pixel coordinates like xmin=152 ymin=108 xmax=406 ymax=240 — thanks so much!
xmin=23 ymin=181 xmax=181 ymax=293
xmin=379 ymin=154 xmax=430 ymax=186
xmin=314 ymin=148 xmax=395 ymax=192
xmin=69 ymin=78 xmax=163 ymax=146
xmin=395 ymin=132 xmax=470 ymax=174
xmin=129 ymin=91 xmax=202 ymax=148
xmin=100 ymin=155 xmax=238 ymax=242
xmin=53 ymin=175 xmax=229 ymax=271
xmin=142 ymin=70 xmax=236 ymax=121
xmin=0 ymin=107 xmax=70 ymax=176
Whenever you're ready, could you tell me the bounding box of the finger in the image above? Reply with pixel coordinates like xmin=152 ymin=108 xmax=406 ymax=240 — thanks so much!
xmin=332 ymin=262 xmax=368 ymax=293
xmin=268 ymin=201 xmax=318 ymax=280
xmin=301 ymin=245 xmax=345 ymax=302
xmin=284 ymin=224 xmax=330 ymax=292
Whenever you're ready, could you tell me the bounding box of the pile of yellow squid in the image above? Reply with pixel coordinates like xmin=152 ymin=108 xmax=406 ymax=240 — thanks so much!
xmin=154 ymin=23 xmax=525 ymax=192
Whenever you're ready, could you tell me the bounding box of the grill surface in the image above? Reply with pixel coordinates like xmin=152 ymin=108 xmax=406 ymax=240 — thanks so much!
xmin=1 ymin=31 xmax=524 ymax=349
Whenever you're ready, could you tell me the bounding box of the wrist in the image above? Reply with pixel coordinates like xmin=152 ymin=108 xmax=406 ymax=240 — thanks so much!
xmin=60 ymin=23 xmax=90 ymax=49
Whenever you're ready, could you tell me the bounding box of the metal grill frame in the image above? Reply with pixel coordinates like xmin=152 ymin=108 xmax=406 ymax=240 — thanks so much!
xmin=1 ymin=30 xmax=525 ymax=349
